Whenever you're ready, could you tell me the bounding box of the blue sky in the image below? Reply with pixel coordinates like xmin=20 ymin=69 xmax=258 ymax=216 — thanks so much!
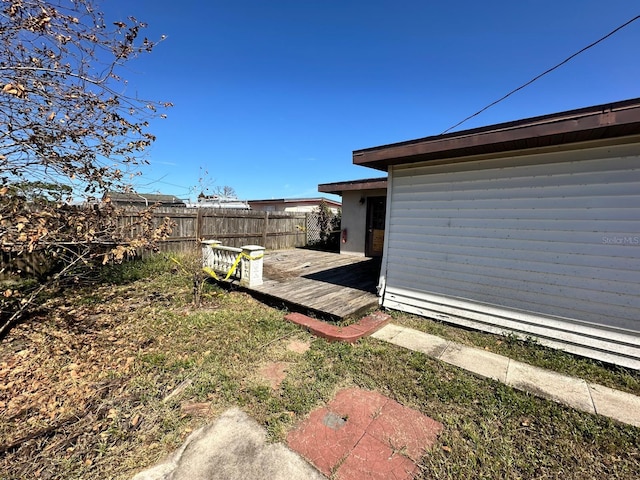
xmin=102 ymin=1 xmax=640 ymax=202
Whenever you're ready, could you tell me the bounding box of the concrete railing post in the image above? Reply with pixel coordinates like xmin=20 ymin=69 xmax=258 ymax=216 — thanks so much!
xmin=201 ymin=240 xmax=222 ymax=270
xmin=240 ymin=245 xmax=265 ymax=287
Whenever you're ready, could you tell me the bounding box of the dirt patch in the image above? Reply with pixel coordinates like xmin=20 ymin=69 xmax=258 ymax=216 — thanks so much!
xmin=259 ymin=362 xmax=289 ymax=390
xmin=286 ymin=339 xmax=311 ymax=354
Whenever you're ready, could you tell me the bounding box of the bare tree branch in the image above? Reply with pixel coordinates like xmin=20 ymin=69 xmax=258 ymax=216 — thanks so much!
xmin=0 ymin=0 xmax=174 ymax=334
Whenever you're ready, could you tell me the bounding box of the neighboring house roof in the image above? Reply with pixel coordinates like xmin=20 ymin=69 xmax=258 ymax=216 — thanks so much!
xmin=354 ymin=97 xmax=640 ymax=171
xmin=190 ymin=198 xmax=251 ymax=209
xmin=318 ymin=177 xmax=387 ymax=196
xmin=248 ymin=197 xmax=341 ymax=208
xmin=104 ymin=192 xmax=186 ymax=206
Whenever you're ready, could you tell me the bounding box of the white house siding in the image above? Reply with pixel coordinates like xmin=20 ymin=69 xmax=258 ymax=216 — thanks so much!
xmin=380 ymin=143 xmax=640 ymax=369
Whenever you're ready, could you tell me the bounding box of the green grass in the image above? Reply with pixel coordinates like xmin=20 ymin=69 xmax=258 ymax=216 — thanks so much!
xmin=391 ymin=311 xmax=640 ymax=396
xmin=97 ymin=253 xmax=176 ymax=285
xmin=1 ymin=253 xmax=639 ymax=480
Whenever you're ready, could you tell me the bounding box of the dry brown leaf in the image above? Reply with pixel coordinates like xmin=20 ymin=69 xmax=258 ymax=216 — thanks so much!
xmin=129 ymin=414 xmax=141 ymax=428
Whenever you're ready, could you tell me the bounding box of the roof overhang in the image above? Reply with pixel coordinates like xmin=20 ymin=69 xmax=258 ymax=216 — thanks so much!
xmin=353 ymin=98 xmax=640 ymax=171
xmin=248 ymin=197 xmax=342 ymax=207
xmin=318 ymin=177 xmax=388 ymax=196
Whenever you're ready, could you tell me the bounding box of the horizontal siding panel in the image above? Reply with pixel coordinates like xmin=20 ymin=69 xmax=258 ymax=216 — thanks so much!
xmin=383 ymin=149 xmax=640 ymax=367
xmin=394 ymin=152 xmax=639 ymax=183
xmin=388 ymin=216 xmax=638 ymax=233
xmin=388 ymin=252 xmax=639 ymax=297
xmin=393 ymin=194 xmax=638 ymax=211
xmin=386 ymin=244 xmax=638 ymax=284
xmin=384 ymin=287 xmax=640 ymax=348
xmin=388 ymin=235 xmax=640 ymax=262
xmin=386 ymin=264 xmax=639 ymax=326
xmin=382 ymin=287 xmax=640 ymax=370
xmin=391 ymin=223 xmax=640 ymax=249
xmin=390 ymin=206 xmax=637 ymax=221
xmin=393 ymin=169 xmax=640 ymax=195
xmin=385 ymin=287 xmax=640 ymax=344
xmin=393 ymin=178 xmax=640 ymax=201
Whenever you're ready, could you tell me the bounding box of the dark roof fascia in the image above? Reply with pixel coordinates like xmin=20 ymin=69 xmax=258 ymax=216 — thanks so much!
xmin=248 ymin=197 xmax=341 ymax=206
xmin=318 ymin=177 xmax=388 ymax=195
xmin=353 ymin=98 xmax=640 ymax=171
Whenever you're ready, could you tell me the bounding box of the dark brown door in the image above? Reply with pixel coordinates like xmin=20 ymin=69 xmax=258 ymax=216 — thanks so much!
xmin=365 ymin=196 xmax=386 ymax=257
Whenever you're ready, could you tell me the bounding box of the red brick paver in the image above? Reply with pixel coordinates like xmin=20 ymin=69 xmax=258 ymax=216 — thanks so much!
xmin=284 ymin=311 xmax=391 ymax=343
xmin=337 ymin=433 xmax=417 ymax=480
xmin=367 ymin=400 xmax=443 ymax=461
xmin=287 ymin=388 xmax=443 ymax=480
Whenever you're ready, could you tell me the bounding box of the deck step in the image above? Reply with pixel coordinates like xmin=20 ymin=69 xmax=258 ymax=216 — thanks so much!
xmin=284 ymin=311 xmax=391 ymax=343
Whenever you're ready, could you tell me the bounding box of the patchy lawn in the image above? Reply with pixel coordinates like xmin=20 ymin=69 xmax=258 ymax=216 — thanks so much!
xmin=391 ymin=311 xmax=640 ymax=397
xmin=1 ymin=254 xmax=639 ymax=479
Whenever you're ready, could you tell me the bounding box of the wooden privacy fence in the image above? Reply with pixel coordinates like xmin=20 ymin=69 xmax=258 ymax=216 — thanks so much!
xmin=119 ymin=207 xmax=309 ymax=252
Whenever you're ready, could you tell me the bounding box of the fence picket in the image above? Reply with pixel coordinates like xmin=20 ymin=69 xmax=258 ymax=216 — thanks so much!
xmin=118 ymin=207 xmax=308 ymax=253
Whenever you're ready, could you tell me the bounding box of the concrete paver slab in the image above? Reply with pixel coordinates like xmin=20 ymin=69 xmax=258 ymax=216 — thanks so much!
xmin=439 ymin=343 xmax=510 ymax=382
xmin=383 ymin=329 xmax=450 ymax=358
xmin=372 ymin=324 xmax=640 ymax=427
xmin=506 ymin=361 xmax=595 ymax=414
xmin=370 ymin=324 xmax=406 ymax=342
xmin=588 ymin=383 xmax=640 ymax=427
xmin=132 ymin=408 xmax=324 ymax=480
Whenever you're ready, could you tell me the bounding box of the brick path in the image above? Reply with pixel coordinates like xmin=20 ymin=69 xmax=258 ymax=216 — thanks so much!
xmin=287 ymin=388 xmax=443 ymax=480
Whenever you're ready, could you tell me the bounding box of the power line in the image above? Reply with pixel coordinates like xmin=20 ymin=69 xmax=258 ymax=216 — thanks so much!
xmin=441 ymin=14 xmax=640 ymax=135
xmin=134 ymin=176 xmax=192 ymax=193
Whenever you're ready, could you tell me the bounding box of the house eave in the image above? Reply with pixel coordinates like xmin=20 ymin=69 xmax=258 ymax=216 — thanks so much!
xmin=353 ymin=98 xmax=640 ymax=171
xmin=248 ymin=197 xmax=341 ymax=207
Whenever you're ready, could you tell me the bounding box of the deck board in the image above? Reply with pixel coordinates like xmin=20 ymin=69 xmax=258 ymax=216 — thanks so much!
xmin=235 ymin=249 xmax=381 ymax=320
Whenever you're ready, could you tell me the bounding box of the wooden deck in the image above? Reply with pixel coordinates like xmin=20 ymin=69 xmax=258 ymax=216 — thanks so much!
xmin=244 ymin=249 xmax=381 ymax=320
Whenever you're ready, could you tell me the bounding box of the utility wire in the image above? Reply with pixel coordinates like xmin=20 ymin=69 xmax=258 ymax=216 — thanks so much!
xmin=441 ymin=14 xmax=640 ymax=135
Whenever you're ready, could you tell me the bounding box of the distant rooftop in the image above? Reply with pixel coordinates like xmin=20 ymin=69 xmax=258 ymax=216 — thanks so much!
xmin=104 ymin=192 xmax=185 ymax=206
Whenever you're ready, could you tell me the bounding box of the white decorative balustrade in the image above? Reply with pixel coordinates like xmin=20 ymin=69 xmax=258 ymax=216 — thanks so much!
xmin=201 ymin=240 xmax=264 ymax=287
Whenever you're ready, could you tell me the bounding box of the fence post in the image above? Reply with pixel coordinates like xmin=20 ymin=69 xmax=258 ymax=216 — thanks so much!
xmin=305 ymin=213 xmax=309 ymax=245
xmin=262 ymin=211 xmax=269 ymax=249
xmin=196 ymin=208 xmax=203 ymax=242
xmin=240 ymin=245 xmax=265 ymax=288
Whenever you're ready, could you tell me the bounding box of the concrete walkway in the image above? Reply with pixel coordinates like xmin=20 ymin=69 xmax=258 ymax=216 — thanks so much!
xmin=132 ymin=408 xmax=325 ymax=480
xmin=372 ymin=324 xmax=640 ymax=428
